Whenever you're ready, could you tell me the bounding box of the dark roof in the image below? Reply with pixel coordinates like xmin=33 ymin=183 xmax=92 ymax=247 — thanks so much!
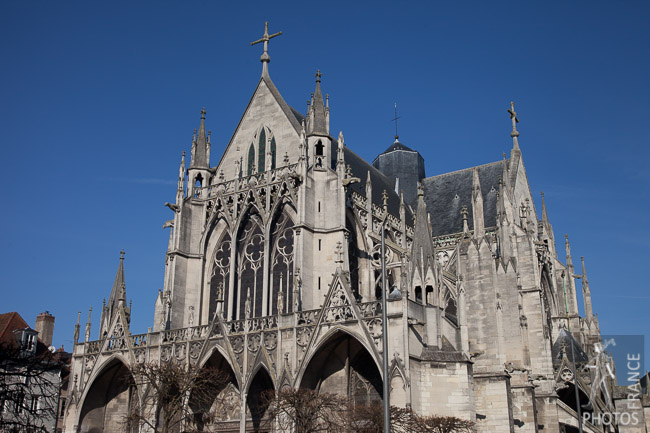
xmin=376 ymin=139 xmax=417 ymax=158
xmin=290 ymin=106 xmax=305 ymax=125
xmin=328 ymin=140 xmax=413 ymax=222
xmin=552 ymin=329 xmax=589 ymax=368
xmin=422 ymin=160 xmax=504 ymax=237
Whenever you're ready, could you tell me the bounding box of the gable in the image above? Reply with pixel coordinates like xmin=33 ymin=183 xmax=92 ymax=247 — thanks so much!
xmin=215 ymin=77 xmax=303 ymax=181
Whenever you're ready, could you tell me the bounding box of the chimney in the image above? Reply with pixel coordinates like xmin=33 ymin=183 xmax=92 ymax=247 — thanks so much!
xmin=35 ymin=311 xmax=55 ymax=347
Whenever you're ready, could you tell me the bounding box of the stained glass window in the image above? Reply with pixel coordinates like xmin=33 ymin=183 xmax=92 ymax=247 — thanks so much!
xmin=258 ymin=129 xmax=266 ymax=173
xmin=247 ymin=143 xmax=255 ymax=176
xmin=269 ymin=210 xmax=294 ymax=315
xmin=210 ymin=231 xmax=231 ymax=319
xmin=236 ymin=211 xmax=265 ymax=319
xmin=270 ymin=136 xmax=276 ymax=170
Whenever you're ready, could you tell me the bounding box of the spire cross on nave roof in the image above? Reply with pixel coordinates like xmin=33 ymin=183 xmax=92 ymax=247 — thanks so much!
xmin=508 ymin=101 xmax=520 ymax=137
xmin=251 ymin=22 xmax=282 ymax=66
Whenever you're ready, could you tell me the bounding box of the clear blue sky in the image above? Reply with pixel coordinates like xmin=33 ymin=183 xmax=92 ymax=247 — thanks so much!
xmin=1 ymin=1 xmax=648 ymax=373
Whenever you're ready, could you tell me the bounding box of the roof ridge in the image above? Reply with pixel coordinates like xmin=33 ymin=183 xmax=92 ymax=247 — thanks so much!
xmin=424 ymin=159 xmax=506 ymax=181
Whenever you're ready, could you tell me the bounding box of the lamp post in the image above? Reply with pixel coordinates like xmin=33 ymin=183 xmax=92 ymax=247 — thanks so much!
xmin=381 ymin=219 xmax=390 ymax=433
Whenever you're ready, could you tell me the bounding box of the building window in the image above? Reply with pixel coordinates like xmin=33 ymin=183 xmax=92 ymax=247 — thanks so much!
xmin=258 ymin=128 xmax=266 ymax=172
xmin=248 ymin=143 xmax=255 ymax=176
xmin=270 ymin=136 xmax=276 ymax=169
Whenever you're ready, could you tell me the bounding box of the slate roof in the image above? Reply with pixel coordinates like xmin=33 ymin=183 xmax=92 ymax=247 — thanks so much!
xmin=552 ymin=328 xmax=589 ymax=368
xmin=422 ymin=160 xmax=504 ymax=237
xmin=374 ymin=139 xmax=417 ymax=160
xmin=328 ymin=141 xmax=413 ymax=222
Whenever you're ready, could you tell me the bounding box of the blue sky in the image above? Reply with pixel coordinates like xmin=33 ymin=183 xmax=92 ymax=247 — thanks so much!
xmin=1 ymin=1 xmax=648 ymax=374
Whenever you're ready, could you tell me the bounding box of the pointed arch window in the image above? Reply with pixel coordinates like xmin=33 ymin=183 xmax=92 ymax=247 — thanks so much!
xmin=247 ymin=144 xmax=255 ymax=176
xmin=270 ymin=136 xmax=277 ymax=170
xmin=210 ymin=231 xmax=232 ymax=320
xmin=236 ymin=211 xmax=265 ymax=319
xmin=258 ymin=129 xmax=266 ymax=173
xmin=269 ymin=210 xmax=295 ymax=315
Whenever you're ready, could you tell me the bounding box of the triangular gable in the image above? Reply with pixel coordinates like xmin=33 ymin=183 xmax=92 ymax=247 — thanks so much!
xmin=101 ymin=307 xmax=133 ymax=355
xmin=215 ymin=76 xmax=303 ymax=179
xmin=295 ymin=268 xmax=383 ymax=382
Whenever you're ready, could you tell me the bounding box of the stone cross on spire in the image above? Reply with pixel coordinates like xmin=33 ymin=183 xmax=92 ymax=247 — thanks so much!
xmin=508 ymin=101 xmax=519 ymax=138
xmin=315 ymin=69 xmax=322 ymax=83
xmin=250 ymin=22 xmax=282 ymax=76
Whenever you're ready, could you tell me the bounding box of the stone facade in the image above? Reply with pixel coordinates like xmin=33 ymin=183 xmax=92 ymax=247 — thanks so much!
xmin=61 ymin=34 xmax=649 ymax=433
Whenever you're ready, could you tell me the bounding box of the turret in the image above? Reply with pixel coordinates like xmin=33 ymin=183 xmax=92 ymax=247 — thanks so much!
xmin=372 ymin=106 xmax=425 ymax=207
xmin=188 ymin=109 xmax=211 ymax=197
xmin=306 ymin=70 xmax=331 ymax=171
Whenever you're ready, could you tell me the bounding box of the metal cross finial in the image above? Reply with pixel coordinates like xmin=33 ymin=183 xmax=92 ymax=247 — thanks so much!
xmin=392 ymin=103 xmax=401 ymax=140
xmin=251 ymin=22 xmax=282 ymax=66
xmin=335 ymin=241 xmax=344 ymax=263
xmin=120 ymin=250 xmax=125 ymax=260
xmin=200 ymin=107 xmax=206 ymax=119
xmin=315 ymin=69 xmax=322 ymax=83
xmin=508 ymin=101 xmax=519 ymax=137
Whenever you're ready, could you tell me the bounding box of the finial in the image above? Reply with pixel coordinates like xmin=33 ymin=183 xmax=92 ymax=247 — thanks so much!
xmin=382 ymin=189 xmax=388 ymax=209
xmin=508 ymin=101 xmax=519 ymax=138
xmin=462 ymin=205 xmax=470 ymax=234
xmin=502 ymin=152 xmax=506 ymax=160
xmin=200 ymin=107 xmax=206 ymax=120
xmin=315 ymin=69 xmax=322 ymax=83
xmin=392 ymin=103 xmax=401 ymax=141
xmin=250 ymin=22 xmax=282 ymax=74
xmin=346 ymin=164 xmax=353 ymax=178
xmin=418 ymin=183 xmax=424 ymax=197
xmin=326 ymin=94 xmax=329 ymax=108
xmin=120 ymin=249 xmax=125 ymax=260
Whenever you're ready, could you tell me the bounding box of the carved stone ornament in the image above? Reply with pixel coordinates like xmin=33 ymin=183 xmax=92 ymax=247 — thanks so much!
xmin=560 ymin=368 xmax=574 ymax=382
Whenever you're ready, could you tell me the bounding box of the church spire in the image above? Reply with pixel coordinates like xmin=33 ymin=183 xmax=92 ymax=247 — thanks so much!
xmin=581 ymin=256 xmax=594 ymax=319
xmin=100 ymin=250 xmax=127 ymax=336
xmin=177 ymin=151 xmax=186 ymax=202
xmin=250 ymin=21 xmax=282 ymax=78
xmin=540 ymin=191 xmax=549 ymax=225
xmin=472 ymin=167 xmax=485 ymax=238
xmin=190 ymin=108 xmax=209 ymax=169
xmin=308 ymin=70 xmax=328 ymax=136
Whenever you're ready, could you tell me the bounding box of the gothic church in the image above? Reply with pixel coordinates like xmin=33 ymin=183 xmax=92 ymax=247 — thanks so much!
xmin=62 ymin=25 xmax=649 ymax=433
